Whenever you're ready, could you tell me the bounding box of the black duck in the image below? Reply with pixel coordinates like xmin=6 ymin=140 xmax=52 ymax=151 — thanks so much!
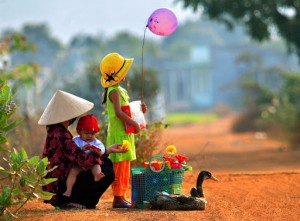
xmin=149 ymin=170 xmax=218 ymax=210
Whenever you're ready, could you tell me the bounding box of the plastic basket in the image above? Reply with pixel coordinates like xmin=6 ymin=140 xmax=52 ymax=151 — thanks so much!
xmin=131 ymin=155 xmax=185 ymax=209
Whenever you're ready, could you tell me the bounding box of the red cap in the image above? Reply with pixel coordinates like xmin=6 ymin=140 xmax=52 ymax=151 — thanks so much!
xmin=76 ymin=114 xmax=100 ymax=132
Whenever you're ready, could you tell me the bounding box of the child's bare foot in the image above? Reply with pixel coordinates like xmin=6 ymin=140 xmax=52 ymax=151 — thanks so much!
xmin=63 ymin=190 xmax=72 ymax=197
xmin=95 ymin=172 xmax=105 ymax=182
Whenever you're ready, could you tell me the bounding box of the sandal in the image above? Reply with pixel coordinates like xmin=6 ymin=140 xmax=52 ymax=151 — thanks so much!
xmin=112 ymin=201 xmax=131 ymax=208
xmin=60 ymin=202 xmax=87 ymax=210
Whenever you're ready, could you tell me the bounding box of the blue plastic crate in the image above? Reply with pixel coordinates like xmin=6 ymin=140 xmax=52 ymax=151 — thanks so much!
xmin=131 ymin=156 xmax=185 ymax=209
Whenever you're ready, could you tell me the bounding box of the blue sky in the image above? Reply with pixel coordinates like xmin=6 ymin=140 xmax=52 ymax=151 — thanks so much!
xmin=0 ymin=0 xmax=199 ymax=43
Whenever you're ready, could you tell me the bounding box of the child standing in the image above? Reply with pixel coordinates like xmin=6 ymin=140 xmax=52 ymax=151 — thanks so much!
xmin=100 ymin=52 xmax=147 ymax=208
xmin=63 ymin=114 xmax=105 ymax=197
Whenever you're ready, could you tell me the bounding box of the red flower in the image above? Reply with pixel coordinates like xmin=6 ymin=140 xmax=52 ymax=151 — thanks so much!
xmin=163 ymin=156 xmax=176 ymax=164
xmin=171 ymin=163 xmax=182 ymax=169
xmin=175 ymin=154 xmax=188 ymax=163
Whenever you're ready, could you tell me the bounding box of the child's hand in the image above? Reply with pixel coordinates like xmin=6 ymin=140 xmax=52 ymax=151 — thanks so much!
xmin=82 ymin=144 xmax=90 ymax=151
xmin=120 ymin=140 xmax=130 ymax=151
xmin=85 ymin=145 xmax=102 ymax=155
xmin=107 ymin=144 xmax=128 ymax=154
xmin=133 ymin=121 xmax=141 ymax=134
xmin=141 ymin=102 xmax=147 ymax=114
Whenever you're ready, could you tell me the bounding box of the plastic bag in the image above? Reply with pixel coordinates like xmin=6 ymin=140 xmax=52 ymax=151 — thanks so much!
xmin=121 ymin=100 xmax=146 ymax=133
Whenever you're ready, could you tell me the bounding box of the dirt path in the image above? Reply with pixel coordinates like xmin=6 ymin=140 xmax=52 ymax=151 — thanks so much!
xmin=17 ymin=116 xmax=300 ymax=221
xmin=160 ymin=116 xmax=300 ymax=172
xmin=20 ymin=171 xmax=300 ymax=221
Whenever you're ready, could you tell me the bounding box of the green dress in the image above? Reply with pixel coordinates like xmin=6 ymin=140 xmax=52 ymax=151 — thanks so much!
xmin=106 ymin=85 xmax=136 ymax=163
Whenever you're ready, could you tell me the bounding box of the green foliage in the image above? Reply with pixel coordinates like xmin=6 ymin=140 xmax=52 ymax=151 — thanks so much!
xmin=0 ymin=34 xmax=39 ymax=91
xmin=231 ymin=52 xmax=278 ymax=132
xmin=64 ymin=60 xmax=104 ymax=119
xmin=133 ymin=112 xmax=219 ymax=166
xmin=232 ymin=51 xmax=300 ymax=148
xmin=0 ymin=36 xmax=56 ymax=220
xmin=177 ymin=0 xmax=300 ymax=59
xmin=0 ymin=81 xmax=57 ymax=220
xmin=133 ymin=121 xmax=169 ymax=167
xmin=0 ymin=149 xmax=57 ymax=220
xmin=262 ymin=72 xmax=300 ymax=148
xmin=0 ymin=33 xmax=36 ymax=53
xmin=1 ymin=63 xmax=39 ymax=89
xmin=107 ymin=32 xmax=143 ymax=57
xmin=127 ymin=67 xmax=160 ymax=107
xmin=0 ymin=81 xmax=19 ymax=152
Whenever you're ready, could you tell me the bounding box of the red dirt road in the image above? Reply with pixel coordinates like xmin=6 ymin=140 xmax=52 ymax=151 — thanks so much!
xmin=19 ymin=116 xmax=300 ymax=221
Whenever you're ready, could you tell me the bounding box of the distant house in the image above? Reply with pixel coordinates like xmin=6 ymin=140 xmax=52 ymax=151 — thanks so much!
xmin=160 ymin=46 xmax=213 ymax=112
xmin=159 ymin=44 xmax=300 ymax=112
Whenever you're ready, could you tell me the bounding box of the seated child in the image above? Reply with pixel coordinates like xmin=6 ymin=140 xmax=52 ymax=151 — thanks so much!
xmin=63 ymin=114 xmax=105 ymax=197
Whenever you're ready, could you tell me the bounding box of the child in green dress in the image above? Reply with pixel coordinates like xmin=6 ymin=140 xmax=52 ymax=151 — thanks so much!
xmin=100 ymin=52 xmax=147 ymax=208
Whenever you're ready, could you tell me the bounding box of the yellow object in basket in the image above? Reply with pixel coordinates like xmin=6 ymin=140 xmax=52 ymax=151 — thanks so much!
xmin=121 ymin=140 xmax=130 ymax=151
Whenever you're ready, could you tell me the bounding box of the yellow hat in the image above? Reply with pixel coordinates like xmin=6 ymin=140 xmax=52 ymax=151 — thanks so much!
xmin=100 ymin=52 xmax=134 ymax=88
xmin=38 ymin=90 xmax=94 ymax=125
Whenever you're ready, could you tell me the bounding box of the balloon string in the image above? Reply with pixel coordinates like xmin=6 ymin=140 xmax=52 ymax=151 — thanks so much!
xmin=141 ymin=25 xmax=147 ymax=102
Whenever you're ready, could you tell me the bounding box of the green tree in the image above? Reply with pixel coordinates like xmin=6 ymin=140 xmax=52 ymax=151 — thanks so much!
xmin=127 ymin=67 xmax=160 ymax=112
xmin=61 ymin=33 xmax=106 ymax=80
xmin=232 ymin=52 xmax=279 ymax=132
xmin=2 ymin=24 xmax=63 ymax=67
xmin=107 ymin=32 xmax=143 ymax=57
xmin=64 ymin=60 xmax=104 ymax=120
xmin=177 ymin=0 xmax=300 ymax=59
xmin=1 ymin=24 xmax=62 ymax=123
xmin=263 ymin=72 xmax=300 ymax=148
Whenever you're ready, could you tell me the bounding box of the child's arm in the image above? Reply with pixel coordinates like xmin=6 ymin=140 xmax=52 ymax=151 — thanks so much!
xmin=109 ymin=89 xmax=141 ymax=133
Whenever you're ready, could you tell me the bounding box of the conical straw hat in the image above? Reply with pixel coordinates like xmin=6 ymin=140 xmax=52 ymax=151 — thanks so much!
xmin=38 ymin=90 xmax=94 ymax=125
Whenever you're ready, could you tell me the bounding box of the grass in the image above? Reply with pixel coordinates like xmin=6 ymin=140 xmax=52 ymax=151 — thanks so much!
xmin=165 ymin=112 xmax=219 ymax=125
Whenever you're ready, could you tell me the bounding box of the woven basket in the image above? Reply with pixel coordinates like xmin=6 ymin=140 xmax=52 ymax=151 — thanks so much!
xmin=131 ymin=155 xmax=185 ymax=209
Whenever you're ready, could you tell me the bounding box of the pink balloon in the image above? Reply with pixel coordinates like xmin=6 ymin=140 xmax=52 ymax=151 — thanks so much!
xmin=147 ymin=8 xmax=178 ymax=36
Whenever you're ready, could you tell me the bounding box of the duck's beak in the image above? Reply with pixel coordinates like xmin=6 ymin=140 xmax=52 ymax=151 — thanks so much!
xmin=211 ymin=175 xmax=219 ymax=181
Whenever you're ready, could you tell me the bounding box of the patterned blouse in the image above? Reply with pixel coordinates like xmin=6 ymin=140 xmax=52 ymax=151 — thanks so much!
xmin=42 ymin=123 xmax=104 ymax=206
